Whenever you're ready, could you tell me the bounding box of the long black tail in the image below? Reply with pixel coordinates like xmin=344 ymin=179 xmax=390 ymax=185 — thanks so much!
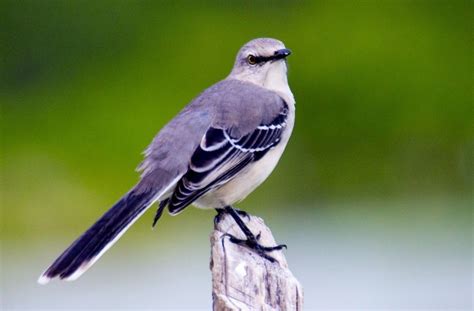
xmin=38 ymin=185 xmax=158 ymax=284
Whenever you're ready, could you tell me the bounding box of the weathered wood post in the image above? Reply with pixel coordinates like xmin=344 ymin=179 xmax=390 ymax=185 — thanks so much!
xmin=210 ymin=213 xmax=303 ymax=310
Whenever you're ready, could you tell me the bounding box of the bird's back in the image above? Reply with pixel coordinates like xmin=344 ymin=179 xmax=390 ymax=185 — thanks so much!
xmin=138 ymin=79 xmax=286 ymax=183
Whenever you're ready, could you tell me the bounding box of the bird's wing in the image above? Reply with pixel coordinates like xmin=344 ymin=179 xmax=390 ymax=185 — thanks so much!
xmin=168 ymin=100 xmax=288 ymax=214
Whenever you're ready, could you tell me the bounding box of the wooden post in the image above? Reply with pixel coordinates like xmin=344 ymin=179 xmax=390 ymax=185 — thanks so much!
xmin=210 ymin=213 xmax=303 ymax=310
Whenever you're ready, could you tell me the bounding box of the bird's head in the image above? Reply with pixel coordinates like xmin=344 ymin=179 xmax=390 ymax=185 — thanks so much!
xmin=229 ymin=38 xmax=291 ymax=91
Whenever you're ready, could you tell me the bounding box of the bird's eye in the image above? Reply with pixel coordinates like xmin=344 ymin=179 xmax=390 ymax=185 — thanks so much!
xmin=247 ymin=55 xmax=257 ymax=65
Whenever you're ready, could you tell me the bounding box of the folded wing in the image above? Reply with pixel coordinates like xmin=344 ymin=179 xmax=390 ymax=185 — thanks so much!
xmin=168 ymin=103 xmax=288 ymax=214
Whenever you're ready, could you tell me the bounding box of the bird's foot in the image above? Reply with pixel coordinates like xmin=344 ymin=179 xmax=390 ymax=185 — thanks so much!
xmin=222 ymin=232 xmax=287 ymax=263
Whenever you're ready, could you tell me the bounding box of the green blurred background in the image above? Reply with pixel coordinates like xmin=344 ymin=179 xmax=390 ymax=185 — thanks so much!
xmin=1 ymin=1 xmax=472 ymax=310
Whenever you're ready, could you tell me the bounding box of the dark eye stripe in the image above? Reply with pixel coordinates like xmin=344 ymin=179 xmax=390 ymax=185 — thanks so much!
xmin=252 ymin=53 xmax=286 ymax=64
xmin=253 ymin=55 xmax=270 ymax=64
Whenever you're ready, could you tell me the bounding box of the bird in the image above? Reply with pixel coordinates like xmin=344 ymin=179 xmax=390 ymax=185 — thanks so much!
xmin=38 ymin=37 xmax=295 ymax=284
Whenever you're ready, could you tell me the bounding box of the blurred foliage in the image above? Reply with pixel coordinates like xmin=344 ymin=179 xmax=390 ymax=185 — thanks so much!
xmin=1 ymin=0 xmax=472 ymax=239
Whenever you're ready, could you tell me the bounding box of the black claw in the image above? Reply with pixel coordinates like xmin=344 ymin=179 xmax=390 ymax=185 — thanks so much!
xmin=219 ymin=206 xmax=286 ymax=263
xmin=222 ymin=233 xmax=285 ymax=263
xmin=259 ymin=243 xmax=287 ymax=251
xmin=222 ymin=233 xmax=239 ymax=244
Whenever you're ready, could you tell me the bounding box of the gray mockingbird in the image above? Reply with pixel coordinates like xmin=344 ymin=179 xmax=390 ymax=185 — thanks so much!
xmin=38 ymin=38 xmax=295 ymax=284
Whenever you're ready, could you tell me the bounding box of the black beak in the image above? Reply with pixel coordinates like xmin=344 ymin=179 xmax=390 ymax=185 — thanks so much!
xmin=273 ymin=48 xmax=292 ymax=60
xmin=251 ymin=48 xmax=292 ymax=64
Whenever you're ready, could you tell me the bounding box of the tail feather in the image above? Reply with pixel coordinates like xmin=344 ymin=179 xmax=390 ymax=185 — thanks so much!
xmin=38 ymin=185 xmax=158 ymax=284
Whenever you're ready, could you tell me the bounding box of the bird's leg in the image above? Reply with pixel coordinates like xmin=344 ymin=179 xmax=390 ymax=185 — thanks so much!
xmin=234 ymin=208 xmax=250 ymax=219
xmin=214 ymin=207 xmax=249 ymax=226
xmin=222 ymin=205 xmax=286 ymax=263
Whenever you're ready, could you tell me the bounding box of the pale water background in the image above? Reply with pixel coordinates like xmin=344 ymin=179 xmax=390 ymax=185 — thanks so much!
xmin=2 ymin=198 xmax=471 ymax=310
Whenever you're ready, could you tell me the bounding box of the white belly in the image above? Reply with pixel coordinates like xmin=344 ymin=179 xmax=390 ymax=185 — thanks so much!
xmin=194 ymin=103 xmax=295 ymax=209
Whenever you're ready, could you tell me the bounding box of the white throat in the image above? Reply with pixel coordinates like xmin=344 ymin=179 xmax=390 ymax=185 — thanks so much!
xmin=262 ymin=61 xmax=294 ymax=104
xmin=230 ymin=61 xmax=295 ymax=105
